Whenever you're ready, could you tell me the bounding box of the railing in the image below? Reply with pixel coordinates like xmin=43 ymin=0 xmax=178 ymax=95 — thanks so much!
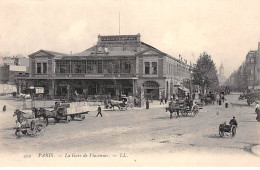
xmin=54 ymin=73 xmax=136 ymax=78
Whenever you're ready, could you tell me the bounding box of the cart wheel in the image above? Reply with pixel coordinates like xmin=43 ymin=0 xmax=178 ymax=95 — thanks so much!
xmin=55 ymin=118 xmax=60 ymax=123
xmin=231 ymin=126 xmax=236 ymax=137
xmin=15 ymin=129 xmax=21 ymax=136
xmin=70 ymin=115 xmax=75 ymax=120
xmin=181 ymin=109 xmax=188 ymax=116
xmin=66 ymin=116 xmax=71 ymax=123
xmin=219 ymin=130 xmax=224 ymax=137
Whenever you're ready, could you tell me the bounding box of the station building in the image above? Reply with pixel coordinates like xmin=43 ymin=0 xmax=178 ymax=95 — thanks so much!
xmin=16 ymin=34 xmax=191 ymax=100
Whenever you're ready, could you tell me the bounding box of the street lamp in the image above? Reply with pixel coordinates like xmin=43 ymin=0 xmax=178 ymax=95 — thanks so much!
xmin=29 ymin=86 xmax=35 ymax=108
xmin=190 ymin=70 xmax=193 ymax=99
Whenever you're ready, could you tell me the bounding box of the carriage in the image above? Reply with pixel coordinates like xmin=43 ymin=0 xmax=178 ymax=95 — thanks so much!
xmin=166 ymin=100 xmax=199 ymax=118
xmin=13 ymin=109 xmax=47 ymax=137
xmin=104 ymin=97 xmax=134 ymax=111
xmin=219 ymin=122 xmax=237 ymax=137
xmin=32 ymin=104 xmax=88 ymax=123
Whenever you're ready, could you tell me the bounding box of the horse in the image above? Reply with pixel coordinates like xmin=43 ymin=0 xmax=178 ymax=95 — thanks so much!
xmin=13 ymin=109 xmax=34 ymax=124
xmin=32 ymin=107 xmax=49 ymax=125
xmin=166 ymin=104 xmax=179 ymax=119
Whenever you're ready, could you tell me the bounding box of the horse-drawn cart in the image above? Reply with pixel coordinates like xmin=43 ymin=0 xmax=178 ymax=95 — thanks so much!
xmin=219 ymin=122 xmax=237 ymax=137
xmin=13 ymin=109 xmax=47 ymax=137
xmin=104 ymin=97 xmax=134 ymax=111
xmin=166 ymin=100 xmax=199 ymax=119
xmin=32 ymin=102 xmax=89 ymax=123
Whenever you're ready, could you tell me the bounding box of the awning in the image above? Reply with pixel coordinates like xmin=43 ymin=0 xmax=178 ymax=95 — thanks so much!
xmin=178 ymin=87 xmax=190 ymax=93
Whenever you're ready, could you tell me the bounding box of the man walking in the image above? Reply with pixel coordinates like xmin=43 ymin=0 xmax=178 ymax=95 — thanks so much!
xmin=96 ymin=105 xmax=102 ymax=117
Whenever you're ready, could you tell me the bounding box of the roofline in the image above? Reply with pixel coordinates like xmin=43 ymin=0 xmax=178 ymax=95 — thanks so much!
xmin=28 ymin=49 xmax=68 ymax=57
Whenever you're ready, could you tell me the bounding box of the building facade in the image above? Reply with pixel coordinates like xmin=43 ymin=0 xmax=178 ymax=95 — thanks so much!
xmin=16 ymin=34 xmax=191 ymax=101
xmin=226 ymin=42 xmax=260 ymax=91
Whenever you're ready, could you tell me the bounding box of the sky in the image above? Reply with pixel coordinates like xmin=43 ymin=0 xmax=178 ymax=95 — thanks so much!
xmin=0 ymin=0 xmax=260 ymax=78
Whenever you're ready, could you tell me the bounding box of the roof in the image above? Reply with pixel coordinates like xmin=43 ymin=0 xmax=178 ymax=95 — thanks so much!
xmin=73 ymin=48 xmax=136 ymax=57
xmin=29 ymin=49 xmax=68 ymax=57
xmin=43 ymin=50 xmax=68 ymax=56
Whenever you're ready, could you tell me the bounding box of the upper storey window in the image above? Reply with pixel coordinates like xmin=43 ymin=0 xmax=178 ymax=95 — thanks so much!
xmin=144 ymin=61 xmax=157 ymax=75
xmin=152 ymin=62 xmax=157 ymax=74
xmin=36 ymin=62 xmax=47 ymax=74
xmin=145 ymin=62 xmax=150 ymax=74
xmin=56 ymin=60 xmax=70 ymax=73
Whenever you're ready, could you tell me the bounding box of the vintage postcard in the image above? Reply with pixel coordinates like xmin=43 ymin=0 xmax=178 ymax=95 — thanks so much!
xmin=0 ymin=0 xmax=260 ymax=167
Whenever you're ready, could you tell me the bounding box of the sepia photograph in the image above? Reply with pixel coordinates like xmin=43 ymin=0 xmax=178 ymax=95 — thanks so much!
xmin=0 ymin=0 xmax=260 ymax=167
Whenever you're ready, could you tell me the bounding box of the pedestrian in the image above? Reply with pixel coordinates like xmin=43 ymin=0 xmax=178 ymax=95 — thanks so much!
xmin=164 ymin=97 xmax=167 ymax=104
xmin=256 ymin=108 xmax=260 ymax=122
xmin=176 ymin=109 xmax=180 ymax=118
xmin=96 ymin=105 xmax=102 ymax=117
xmin=170 ymin=96 xmax=173 ymax=102
xmin=229 ymin=116 xmax=238 ymax=126
xmin=218 ymin=96 xmax=222 ymax=105
xmin=225 ymin=99 xmax=228 ymax=108
xmin=160 ymin=97 xmax=164 ymax=105
xmin=2 ymin=105 xmax=6 ymax=112
xmin=255 ymin=102 xmax=260 ymax=114
xmin=222 ymin=95 xmax=225 ymax=103
xmin=146 ymin=99 xmax=149 ymax=109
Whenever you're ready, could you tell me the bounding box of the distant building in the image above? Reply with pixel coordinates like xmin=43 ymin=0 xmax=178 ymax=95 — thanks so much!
xmin=0 ymin=56 xmax=29 ymax=85
xmin=217 ymin=62 xmax=226 ymax=85
xmin=0 ymin=56 xmax=29 ymax=67
xmin=0 ymin=65 xmax=28 ymax=84
xmin=226 ymin=42 xmax=260 ymax=91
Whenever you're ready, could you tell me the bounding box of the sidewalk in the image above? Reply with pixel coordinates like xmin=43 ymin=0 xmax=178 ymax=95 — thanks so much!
xmin=251 ymin=145 xmax=260 ymax=156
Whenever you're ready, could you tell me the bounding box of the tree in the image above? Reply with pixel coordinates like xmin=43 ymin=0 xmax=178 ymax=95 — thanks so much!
xmin=192 ymin=52 xmax=219 ymax=93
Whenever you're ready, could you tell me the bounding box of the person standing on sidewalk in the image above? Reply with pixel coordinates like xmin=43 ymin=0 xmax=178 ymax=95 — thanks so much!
xmin=96 ymin=105 xmax=103 ymax=117
xmin=146 ymin=99 xmax=149 ymax=109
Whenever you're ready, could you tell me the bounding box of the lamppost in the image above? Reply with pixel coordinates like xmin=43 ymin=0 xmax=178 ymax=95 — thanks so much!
xmin=190 ymin=70 xmax=193 ymax=99
xmin=29 ymin=86 xmax=35 ymax=108
xmin=202 ymin=77 xmax=205 ymax=94
xmin=253 ymin=54 xmax=256 ymax=89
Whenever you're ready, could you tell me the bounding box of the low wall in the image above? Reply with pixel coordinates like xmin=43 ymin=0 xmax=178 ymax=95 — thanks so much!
xmin=22 ymin=100 xmax=102 ymax=110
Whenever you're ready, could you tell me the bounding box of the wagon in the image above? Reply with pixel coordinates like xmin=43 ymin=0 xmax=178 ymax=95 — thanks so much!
xmin=32 ymin=104 xmax=89 ymax=123
xmin=219 ymin=122 xmax=236 ymax=137
xmin=13 ymin=109 xmax=47 ymax=137
xmin=166 ymin=100 xmax=199 ymax=118
xmin=176 ymin=101 xmax=199 ymax=117
xmin=104 ymin=99 xmax=129 ymax=111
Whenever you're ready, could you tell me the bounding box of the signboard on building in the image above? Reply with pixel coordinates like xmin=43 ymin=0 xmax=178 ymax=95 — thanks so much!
xmin=35 ymin=87 xmax=44 ymax=94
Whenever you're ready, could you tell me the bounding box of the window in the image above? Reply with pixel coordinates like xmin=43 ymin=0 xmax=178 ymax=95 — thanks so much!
xmin=36 ymin=62 xmax=47 ymax=74
xmin=145 ymin=62 xmax=150 ymax=74
xmin=87 ymin=61 xmax=98 ymax=74
xmin=120 ymin=60 xmax=132 ymax=74
xmin=152 ymin=62 xmax=157 ymax=74
xmin=125 ymin=62 xmax=131 ymax=73
xmin=114 ymin=60 xmax=120 ymax=73
xmin=71 ymin=60 xmax=86 ymax=74
xmin=43 ymin=63 xmax=47 ymax=74
xmin=98 ymin=60 xmax=103 ymax=73
xmin=37 ymin=63 xmax=41 ymax=74
xmin=56 ymin=60 xmax=70 ymax=73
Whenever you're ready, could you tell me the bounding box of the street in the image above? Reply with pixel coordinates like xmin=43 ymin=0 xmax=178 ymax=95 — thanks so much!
xmin=0 ymin=93 xmax=260 ymax=166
